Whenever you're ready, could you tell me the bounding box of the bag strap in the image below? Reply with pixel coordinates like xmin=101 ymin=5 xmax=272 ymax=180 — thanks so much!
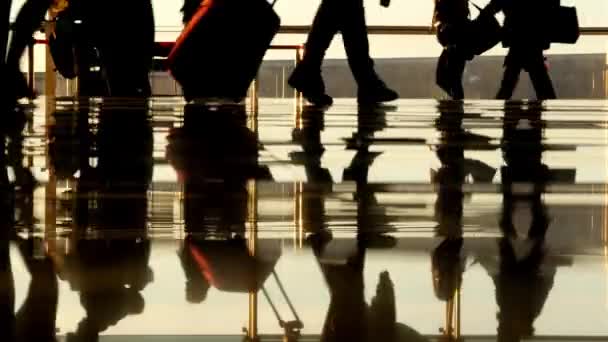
xmin=469 ymin=1 xmax=483 ymax=12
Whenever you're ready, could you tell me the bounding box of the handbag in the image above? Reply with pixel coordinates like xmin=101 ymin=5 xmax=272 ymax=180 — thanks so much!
xmin=48 ymin=6 xmax=78 ymax=79
xmin=548 ymin=6 xmax=580 ymax=44
xmin=468 ymin=2 xmax=502 ymax=55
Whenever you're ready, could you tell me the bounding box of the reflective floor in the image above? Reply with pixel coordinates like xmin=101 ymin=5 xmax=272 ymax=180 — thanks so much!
xmin=2 ymin=97 xmax=608 ymax=341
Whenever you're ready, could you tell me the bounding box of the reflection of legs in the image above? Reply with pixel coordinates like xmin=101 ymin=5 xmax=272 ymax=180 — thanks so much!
xmin=15 ymin=238 xmax=59 ymax=340
xmin=526 ymin=54 xmax=556 ymax=100
xmin=314 ymin=238 xmax=367 ymax=342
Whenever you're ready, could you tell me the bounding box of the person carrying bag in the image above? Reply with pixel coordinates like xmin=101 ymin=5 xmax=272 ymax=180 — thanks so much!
xmin=434 ymin=0 xmax=501 ymax=100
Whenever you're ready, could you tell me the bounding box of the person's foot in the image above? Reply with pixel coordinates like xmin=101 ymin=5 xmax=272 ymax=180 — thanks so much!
xmin=288 ymin=65 xmax=333 ymax=107
xmin=9 ymin=68 xmax=36 ymax=101
xmin=357 ymin=83 xmax=398 ymax=105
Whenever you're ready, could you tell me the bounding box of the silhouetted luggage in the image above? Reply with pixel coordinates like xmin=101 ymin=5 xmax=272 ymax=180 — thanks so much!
xmin=548 ymin=6 xmax=580 ymax=44
xmin=468 ymin=10 xmax=501 ymax=55
xmin=49 ymin=7 xmax=78 ymax=79
xmin=167 ymin=0 xmax=281 ymax=101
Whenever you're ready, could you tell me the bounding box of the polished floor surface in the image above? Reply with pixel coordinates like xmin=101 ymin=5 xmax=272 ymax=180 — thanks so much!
xmin=2 ymin=97 xmax=608 ymax=341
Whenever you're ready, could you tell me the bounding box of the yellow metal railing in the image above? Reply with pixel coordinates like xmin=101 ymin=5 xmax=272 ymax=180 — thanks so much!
xmin=30 ymin=24 xmax=608 ymax=99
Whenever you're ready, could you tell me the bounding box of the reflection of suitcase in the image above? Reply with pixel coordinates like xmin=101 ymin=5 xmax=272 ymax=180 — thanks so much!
xmin=187 ymin=237 xmax=304 ymax=337
xmin=167 ymin=0 xmax=280 ymax=101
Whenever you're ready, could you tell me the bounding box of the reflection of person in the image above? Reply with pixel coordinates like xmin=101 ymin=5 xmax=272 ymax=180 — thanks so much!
xmin=290 ymin=106 xmax=333 ymax=236
xmin=483 ymin=0 xmax=559 ymax=100
xmin=311 ymin=230 xmax=368 ymax=342
xmin=431 ymin=102 xmax=495 ymax=340
xmin=64 ymin=101 xmax=154 ymax=342
xmin=343 ymin=105 xmax=396 ymax=244
xmin=0 ymin=119 xmax=59 ymax=342
xmin=288 ymin=0 xmax=398 ymax=106
xmin=478 ymin=103 xmax=554 ymax=342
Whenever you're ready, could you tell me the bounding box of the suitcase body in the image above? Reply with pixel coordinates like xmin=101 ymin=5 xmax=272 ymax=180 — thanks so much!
xmin=168 ymin=0 xmax=280 ymax=101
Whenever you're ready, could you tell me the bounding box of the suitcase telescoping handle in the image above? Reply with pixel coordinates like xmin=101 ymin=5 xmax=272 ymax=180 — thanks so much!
xmin=260 ymin=271 xmax=304 ymax=336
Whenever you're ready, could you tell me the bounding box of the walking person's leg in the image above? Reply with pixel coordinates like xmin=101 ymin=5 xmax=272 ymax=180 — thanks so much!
xmin=496 ymin=49 xmax=523 ymax=100
xmin=526 ymin=53 xmax=556 ymax=100
xmin=288 ymin=0 xmax=338 ymax=106
xmin=449 ymin=49 xmax=466 ymax=100
xmin=340 ymin=0 xmax=397 ymax=104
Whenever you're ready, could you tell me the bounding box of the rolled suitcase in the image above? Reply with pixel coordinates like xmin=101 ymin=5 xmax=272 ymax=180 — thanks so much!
xmin=167 ymin=0 xmax=280 ymax=101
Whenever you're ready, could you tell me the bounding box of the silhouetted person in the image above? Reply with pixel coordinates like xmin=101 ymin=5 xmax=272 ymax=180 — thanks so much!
xmin=288 ymin=0 xmax=398 ymax=106
xmin=433 ymin=0 xmax=473 ymax=99
xmin=483 ymin=0 xmax=558 ymax=100
xmin=476 ymin=103 xmax=554 ymax=342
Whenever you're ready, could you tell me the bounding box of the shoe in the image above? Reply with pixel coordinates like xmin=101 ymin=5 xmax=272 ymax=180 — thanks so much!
xmin=10 ymin=68 xmax=36 ymax=101
xmin=357 ymin=83 xmax=398 ymax=105
xmin=288 ymin=65 xmax=333 ymax=107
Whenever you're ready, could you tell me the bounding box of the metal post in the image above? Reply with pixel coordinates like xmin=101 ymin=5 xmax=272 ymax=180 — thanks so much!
xmin=27 ymin=41 xmax=35 ymax=90
xmin=295 ymin=46 xmax=303 ymax=101
xmin=45 ymin=22 xmax=57 ymax=115
xmin=247 ymin=179 xmax=259 ymax=342
xmin=43 ymin=19 xmax=57 ymax=246
xmin=246 ymin=94 xmax=260 ymax=340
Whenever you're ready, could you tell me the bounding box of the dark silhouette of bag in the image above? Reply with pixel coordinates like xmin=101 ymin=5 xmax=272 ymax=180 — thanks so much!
xmin=49 ymin=7 xmax=78 ymax=79
xmin=469 ymin=10 xmax=501 ymax=56
xmin=167 ymin=0 xmax=280 ymax=101
xmin=548 ymin=6 xmax=580 ymax=44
